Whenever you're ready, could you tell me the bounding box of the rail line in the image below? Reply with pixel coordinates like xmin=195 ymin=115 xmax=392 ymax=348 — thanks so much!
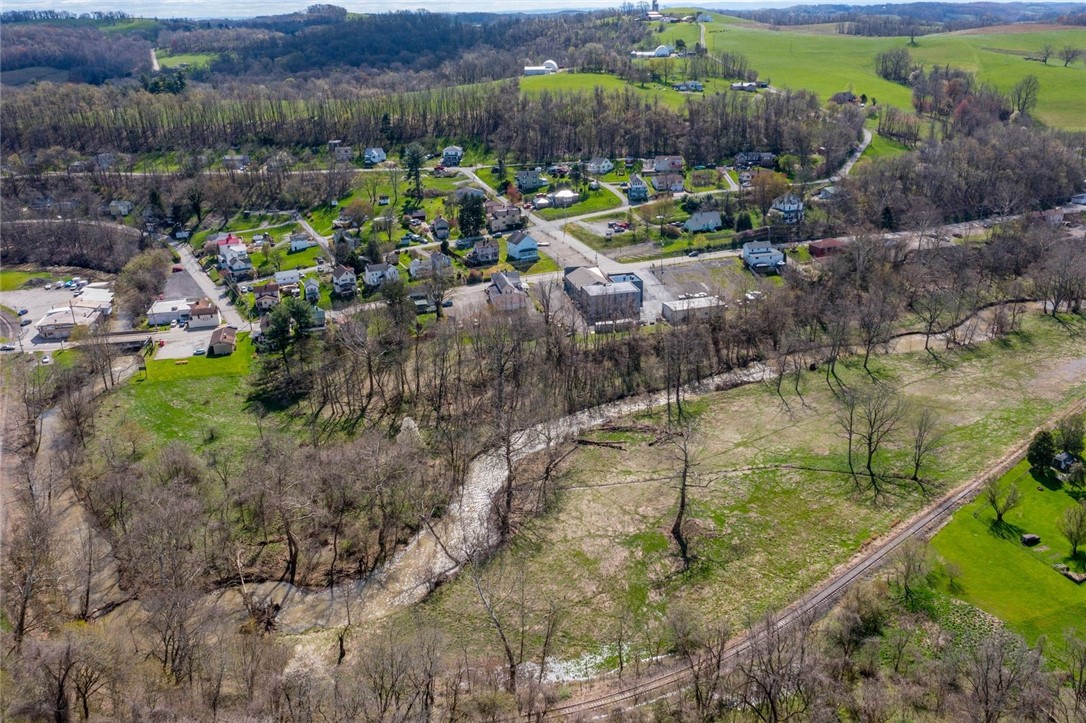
xmin=538 ymin=393 xmax=1086 ymax=719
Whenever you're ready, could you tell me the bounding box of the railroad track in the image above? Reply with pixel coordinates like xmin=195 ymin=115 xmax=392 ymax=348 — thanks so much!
xmin=540 ymin=393 xmax=1086 ymax=720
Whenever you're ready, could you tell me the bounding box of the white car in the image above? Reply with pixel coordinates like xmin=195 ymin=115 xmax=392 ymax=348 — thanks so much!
xmin=41 ymin=354 xmax=52 ymax=365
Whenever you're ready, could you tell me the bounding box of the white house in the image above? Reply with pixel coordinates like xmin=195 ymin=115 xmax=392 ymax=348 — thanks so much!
xmin=683 ymin=211 xmax=723 ymax=233
xmin=431 ymin=217 xmax=451 ymax=240
xmin=742 ymin=241 xmax=786 ymax=272
xmin=109 ymin=199 xmax=134 ymax=217
xmin=147 ymin=299 xmax=191 ymax=326
xmin=303 ymin=277 xmax=321 ymax=303
xmin=488 ymin=205 xmax=523 ymax=233
xmin=409 ymin=252 xmax=454 ymax=279
xmin=770 ymin=193 xmax=805 ymax=224
xmin=487 ymin=271 xmax=531 ymax=312
xmin=442 ymin=146 xmax=464 ymax=167
xmin=628 ymin=175 xmax=650 ymax=203
xmin=274 ymin=270 xmax=302 ymax=287
xmin=550 ymin=189 xmax=579 ymax=208
xmin=288 ymin=233 xmax=313 ymax=252
xmin=187 ymin=298 xmax=221 ymax=329
xmin=586 ymin=157 xmax=614 ymax=175
xmin=506 ymin=230 xmax=539 ymax=263
xmin=332 ymin=265 xmax=357 ymax=296
xmin=364 ymin=263 xmax=400 ymax=287
xmin=364 ymin=147 xmax=387 ymax=165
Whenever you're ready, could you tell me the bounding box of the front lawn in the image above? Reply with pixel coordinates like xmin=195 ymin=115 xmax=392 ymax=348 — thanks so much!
xmin=534 ymin=188 xmax=623 ymax=221
xmin=0 ymin=270 xmax=52 ymax=291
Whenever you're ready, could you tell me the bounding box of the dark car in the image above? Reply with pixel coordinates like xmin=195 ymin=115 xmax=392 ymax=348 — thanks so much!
xmin=20 ymin=318 xmax=32 ymax=326
xmin=442 ymin=299 xmax=453 ymax=307
xmin=17 ymin=308 xmax=28 ymax=315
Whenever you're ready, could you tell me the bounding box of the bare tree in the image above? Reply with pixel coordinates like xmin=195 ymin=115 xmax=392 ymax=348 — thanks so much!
xmin=890 ymin=538 xmax=931 ymax=606
xmin=956 ymin=632 xmax=1053 ymax=723
xmin=1038 ymin=44 xmax=1055 ymax=64
xmin=1058 ymin=46 xmax=1082 ymax=67
xmin=1058 ymin=502 xmax=1086 ymax=557
xmin=909 ymin=407 xmax=946 ymax=488
xmin=3 ymin=467 xmax=58 ymax=653
xmin=983 ymin=476 xmax=1022 ymax=524
xmin=667 ymin=420 xmax=707 ymax=571
xmin=1057 ymin=628 xmax=1086 ymax=721
xmin=733 ymin=611 xmax=823 ymax=723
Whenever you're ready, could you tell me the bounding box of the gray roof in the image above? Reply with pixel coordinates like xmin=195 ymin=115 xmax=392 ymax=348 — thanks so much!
xmin=583 ymin=281 xmax=640 ymax=297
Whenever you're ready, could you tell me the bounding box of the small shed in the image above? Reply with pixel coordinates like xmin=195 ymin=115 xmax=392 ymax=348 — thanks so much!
xmin=1054 ymin=452 xmax=1075 ymax=472
xmin=1021 ymin=533 xmax=1041 ymax=547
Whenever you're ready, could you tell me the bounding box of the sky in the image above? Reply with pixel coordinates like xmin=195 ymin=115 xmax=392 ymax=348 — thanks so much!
xmin=2 ymin=0 xmax=1041 ymax=18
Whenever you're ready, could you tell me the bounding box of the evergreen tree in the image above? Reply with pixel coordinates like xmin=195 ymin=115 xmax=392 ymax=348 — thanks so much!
xmin=1027 ymin=430 xmax=1057 ymax=471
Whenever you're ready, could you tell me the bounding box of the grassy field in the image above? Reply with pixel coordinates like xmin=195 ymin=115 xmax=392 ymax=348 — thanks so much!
xmin=425 ymin=313 xmax=1086 ymax=661
xmin=933 ymin=459 xmax=1086 ymax=646
xmin=100 ymin=334 xmax=264 ymax=451
xmin=521 ymin=72 xmax=735 ymax=110
xmin=702 ymin=14 xmax=1086 ymax=129
xmin=534 ymin=187 xmax=623 ymax=221
xmin=156 ymin=51 xmax=218 ymax=69
xmin=0 ymin=270 xmax=51 ymax=291
xmin=858 ymin=131 xmax=912 ymax=164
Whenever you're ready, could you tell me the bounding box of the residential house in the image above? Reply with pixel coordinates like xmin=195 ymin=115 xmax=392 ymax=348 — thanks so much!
xmin=432 ymin=217 xmax=451 ymax=240
xmin=221 ymin=246 xmax=254 ymax=280
xmin=730 ymin=81 xmax=758 ymax=92
xmin=653 ymin=156 xmax=685 ymax=174
xmin=222 ymin=154 xmax=250 ymax=170
xmin=274 ymin=270 xmax=302 ymax=287
xmin=672 ymin=81 xmax=704 ymax=92
xmin=363 ymin=147 xmax=387 ymax=165
xmin=735 ymin=151 xmax=776 ymax=168
xmin=506 ymin=231 xmax=539 ymax=263
xmin=1054 ymin=451 xmax=1076 ymax=473
xmin=487 ymin=271 xmax=531 ymax=312
xmin=564 ymin=266 xmax=643 ymax=323
xmin=466 ymin=239 xmax=500 ymax=266
xmin=209 ymin=325 xmax=238 ymax=356
xmin=683 ymin=211 xmax=723 ymax=233
xmin=364 ymin=263 xmax=400 ymax=287
xmin=830 ymin=91 xmax=858 ymax=105
xmin=253 ymin=282 xmax=281 ymax=313
xmin=742 ymin=241 xmax=785 ymax=272
xmin=289 ymin=233 xmax=312 ymax=252
xmin=662 ymin=296 xmax=726 ymax=324
xmin=488 ymin=204 xmax=523 ymax=233
xmin=586 ymin=157 xmax=614 ymax=175
xmin=109 ymin=199 xmax=134 ymax=217
xmin=147 ymin=298 xmax=192 ymax=326
xmin=303 ymin=278 xmax=321 ymax=303
xmin=452 ymin=186 xmax=486 ymax=203
xmin=332 ymin=265 xmax=357 ymax=296
xmin=654 ymin=174 xmax=685 ymax=194
xmin=329 ymin=140 xmax=354 ymax=162
xmin=816 ymin=186 xmax=838 ymax=201
xmin=442 ymin=146 xmax=464 ymax=166
xmin=409 ymin=252 xmax=454 ymax=280
xmin=628 ymin=175 xmax=650 ymax=203
xmin=770 ymin=193 xmax=805 ymax=224
xmin=809 ymin=238 xmax=848 ymax=259
xmin=309 ymin=306 xmax=327 ymax=329
xmin=1072 ymin=193 xmax=1086 ymax=205
xmin=188 ymin=298 xmax=220 ymax=329
xmin=515 ymin=169 xmax=547 ymax=192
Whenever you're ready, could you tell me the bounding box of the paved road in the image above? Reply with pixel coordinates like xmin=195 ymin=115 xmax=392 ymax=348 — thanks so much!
xmin=543 ymin=391 xmax=1086 ymax=720
xmin=173 ymin=243 xmax=248 ymax=329
xmin=150 ymin=48 xmax=160 ymax=72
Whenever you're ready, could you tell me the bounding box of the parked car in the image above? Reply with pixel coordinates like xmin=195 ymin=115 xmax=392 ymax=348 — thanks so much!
xmin=687 ymin=250 xmax=701 ymax=257
xmin=44 ymin=284 xmax=52 ymax=290
xmin=1 ymin=344 xmax=15 ymax=351
xmin=193 ymin=347 xmax=207 ymax=356
xmin=20 ymin=318 xmax=32 ymax=326
xmin=17 ymin=308 xmax=28 ymax=315
xmin=442 ymin=299 xmax=453 ymax=307
xmin=172 ymin=264 xmax=183 ymax=273
xmin=41 ymin=354 xmax=51 ymax=365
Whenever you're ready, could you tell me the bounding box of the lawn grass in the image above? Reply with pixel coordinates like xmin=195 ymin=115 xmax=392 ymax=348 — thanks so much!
xmin=101 ymin=334 xmax=263 ymax=451
xmin=156 ymin=51 xmax=218 ymax=69
xmin=858 ymin=132 xmax=912 ymax=164
xmin=534 ymin=188 xmax=623 ymax=221
xmin=703 ymin=16 xmax=1086 ymax=129
xmin=520 ymin=72 xmax=735 ymax=111
xmin=932 ymin=459 xmax=1086 ymax=647
xmin=0 ymin=270 xmax=51 ymax=291
xmin=250 ymin=244 xmax=322 ymax=275
xmin=424 ymin=312 xmax=1086 ymax=661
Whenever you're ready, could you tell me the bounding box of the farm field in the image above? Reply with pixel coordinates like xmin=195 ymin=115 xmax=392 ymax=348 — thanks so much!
xmin=520 ymin=72 xmax=736 ymax=110
xmin=156 ymin=51 xmax=218 ymax=69
xmin=932 ymin=459 xmax=1086 ymax=646
xmin=702 ymin=14 xmax=1086 ymax=129
xmin=425 ymin=313 xmax=1086 ymax=660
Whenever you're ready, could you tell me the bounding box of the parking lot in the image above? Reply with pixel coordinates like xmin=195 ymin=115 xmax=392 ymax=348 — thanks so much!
xmin=0 ymin=283 xmax=87 ymax=342
xmin=151 ymin=327 xmax=218 ymax=359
